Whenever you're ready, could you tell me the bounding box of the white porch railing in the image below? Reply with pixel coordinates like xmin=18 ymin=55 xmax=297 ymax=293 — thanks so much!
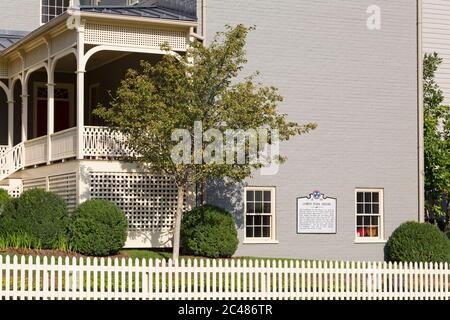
xmin=0 ymin=256 xmax=449 ymax=300
xmin=24 ymin=136 xmax=48 ymax=167
xmin=51 ymin=127 xmax=77 ymax=161
xmin=0 ymin=145 xmax=8 ymax=156
xmin=0 ymin=143 xmax=25 ymax=181
xmin=83 ymin=126 xmax=130 ymax=158
xmin=0 ymin=126 xmax=131 ymax=181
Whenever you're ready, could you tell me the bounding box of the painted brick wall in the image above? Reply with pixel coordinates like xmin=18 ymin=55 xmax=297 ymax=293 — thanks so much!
xmin=0 ymin=0 xmax=41 ymax=32
xmin=205 ymin=0 xmax=419 ymax=261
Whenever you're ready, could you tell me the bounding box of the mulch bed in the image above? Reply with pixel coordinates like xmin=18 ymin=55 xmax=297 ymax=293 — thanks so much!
xmin=0 ymin=248 xmax=130 ymax=259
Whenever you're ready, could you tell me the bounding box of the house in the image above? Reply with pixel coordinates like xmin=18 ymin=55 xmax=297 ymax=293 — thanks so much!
xmin=0 ymin=0 xmax=422 ymax=261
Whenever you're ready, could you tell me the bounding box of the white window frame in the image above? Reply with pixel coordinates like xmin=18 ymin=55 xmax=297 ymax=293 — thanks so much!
xmin=243 ymin=186 xmax=278 ymax=244
xmin=354 ymin=188 xmax=385 ymax=243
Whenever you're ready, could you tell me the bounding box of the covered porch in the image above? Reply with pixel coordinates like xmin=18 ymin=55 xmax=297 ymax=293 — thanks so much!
xmin=0 ymin=7 xmax=197 ymax=179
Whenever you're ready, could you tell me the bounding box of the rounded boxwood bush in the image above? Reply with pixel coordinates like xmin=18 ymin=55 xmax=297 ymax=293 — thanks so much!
xmin=386 ymin=221 xmax=450 ymax=263
xmin=181 ymin=205 xmax=238 ymax=258
xmin=0 ymin=188 xmax=69 ymax=249
xmin=69 ymin=199 xmax=128 ymax=256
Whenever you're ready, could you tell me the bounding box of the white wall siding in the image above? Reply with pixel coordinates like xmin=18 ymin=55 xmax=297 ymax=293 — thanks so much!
xmin=0 ymin=0 xmax=40 ymax=32
xmin=423 ymin=0 xmax=450 ymax=105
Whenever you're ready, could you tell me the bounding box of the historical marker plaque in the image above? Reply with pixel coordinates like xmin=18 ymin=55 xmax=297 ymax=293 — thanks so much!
xmin=297 ymin=191 xmax=337 ymax=234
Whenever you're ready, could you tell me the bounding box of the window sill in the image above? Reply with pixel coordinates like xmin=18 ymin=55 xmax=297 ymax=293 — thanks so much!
xmin=243 ymin=239 xmax=279 ymax=244
xmin=354 ymin=239 xmax=386 ymax=244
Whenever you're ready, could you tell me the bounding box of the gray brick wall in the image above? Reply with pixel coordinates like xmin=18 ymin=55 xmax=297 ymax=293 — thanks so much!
xmin=0 ymin=0 xmax=40 ymax=32
xmin=205 ymin=0 xmax=419 ymax=261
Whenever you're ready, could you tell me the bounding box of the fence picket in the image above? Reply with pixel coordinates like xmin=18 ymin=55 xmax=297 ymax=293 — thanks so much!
xmin=20 ymin=256 xmax=26 ymax=300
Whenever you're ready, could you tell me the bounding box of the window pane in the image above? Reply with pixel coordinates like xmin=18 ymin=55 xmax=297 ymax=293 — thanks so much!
xmin=263 ymin=202 xmax=271 ymax=213
xmin=356 ymin=216 xmax=363 ymax=226
xmin=371 ymin=216 xmax=379 ymax=226
xmin=364 ymin=192 xmax=371 ymax=202
xmin=255 ymin=191 xmax=262 ymax=202
xmin=368 ymin=226 xmax=378 ymax=237
xmin=246 ymin=191 xmax=254 ymax=201
xmin=364 ymin=216 xmax=370 ymax=225
xmin=372 ymin=192 xmax=379 ymax=203
xmin=263 ymin=227 xmax=270 ymax=237
xmin=246 ymin=216 xmax=254 ymax=226
xmin=372 ymin=204 xmax=379 ymax=214
xmin=254 ymin=227 xmax=262 ymax=238
xmin=263 ymin=216 xmax=270 ymax=226
xmin=263 ymin=191 xmax=271 ymax=201
xmin=357 ymin=192 xmax=364 ymax=202
xmin=246 ymin=202 xmax=254 ymax=214
xmin=365 ymin=204 xmax=372 ymax=214
xmin=246 ymin=227 xmax=253 ymax=238
xmin=357 ymin=204 xmax=364 ymax=214
xmin=254 ymin=216 xmax=262 ymax=225
xmin=255 ymin=202 xmax=263 ymax=214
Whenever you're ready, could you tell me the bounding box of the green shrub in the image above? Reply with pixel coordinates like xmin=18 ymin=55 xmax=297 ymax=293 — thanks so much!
xmin=0 ymin=188 xmax=69 ymax=249
xmin=386 ymin=221 xmax=450 ymax=263
xmin=69 ymin=199 xmax=128 ymax=256
xmin=0 ymin=189 xmax=10 ymax=215
xmin=181 ymin=205 xmax=238 ymax=258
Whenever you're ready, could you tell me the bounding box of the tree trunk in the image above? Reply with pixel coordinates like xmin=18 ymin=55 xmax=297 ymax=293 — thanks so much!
xmin=172 ymin=185 xmax=185 ymax=264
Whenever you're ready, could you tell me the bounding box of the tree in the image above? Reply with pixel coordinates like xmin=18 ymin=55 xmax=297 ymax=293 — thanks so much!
xmin=95 ymin=25 xmax=316 ymax=260
xmin=423 ymin=52 xmax=450 ymax=230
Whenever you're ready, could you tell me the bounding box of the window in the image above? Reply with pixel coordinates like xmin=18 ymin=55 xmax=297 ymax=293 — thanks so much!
xmin=355 ymin=189 xmax=383 ymax=241
xmin=41 ymin=0 xmax=70 ymax=24
xmin=244 ymin=187 xmax=276 ymax=242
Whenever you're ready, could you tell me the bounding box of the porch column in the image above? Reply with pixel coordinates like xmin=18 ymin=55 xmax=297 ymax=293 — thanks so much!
xmin=21 ymin=88 xmax=29 ymax=142
xmin=7 ymin=99 xmax=14 ymax=147
xmin=76 ymin=24 xmax=85 ymax=160
xmin=47 ymin=74 xmax=55 ymax=165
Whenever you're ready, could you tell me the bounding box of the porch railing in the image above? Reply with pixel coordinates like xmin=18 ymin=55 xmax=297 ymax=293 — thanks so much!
xmin=0 ymin=145 xmax=7 ymax=156
xmin=0 ymin=143 xmax=24 ymax=181
xmin=83 ymin=126 xmax=130 ymax=158
xmin=51 ymin=127 xmax=77 ymax=161
xmin=24 ymin=136 xmax=48 ymax=167
xmin=0 ymin=126 xmax=132 ymax=180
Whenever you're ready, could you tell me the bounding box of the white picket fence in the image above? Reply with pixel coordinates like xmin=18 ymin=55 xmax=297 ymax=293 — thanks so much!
xmin=0 ymin=255 xmax=449 ymax=300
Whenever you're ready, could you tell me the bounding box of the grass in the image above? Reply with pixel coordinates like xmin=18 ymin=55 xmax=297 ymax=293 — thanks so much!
xmin=0 ymin=248 xmax=318 ymax=267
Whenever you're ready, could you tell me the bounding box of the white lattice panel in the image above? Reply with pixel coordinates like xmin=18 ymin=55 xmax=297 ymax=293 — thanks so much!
xmin=0 ymin=62 xmax=7 ymax=78
xmin=89 ymin=172 xmax=186 ymax=232
xmin=84 ymin=23 xmax=188 ymax=51
xmin=0 ymin=179 xmax=22 ymax=198
xmin=23 ymin=177 xmax=47 ymax=191
xmin=49 ymin=173 xmax=77 ymax=212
